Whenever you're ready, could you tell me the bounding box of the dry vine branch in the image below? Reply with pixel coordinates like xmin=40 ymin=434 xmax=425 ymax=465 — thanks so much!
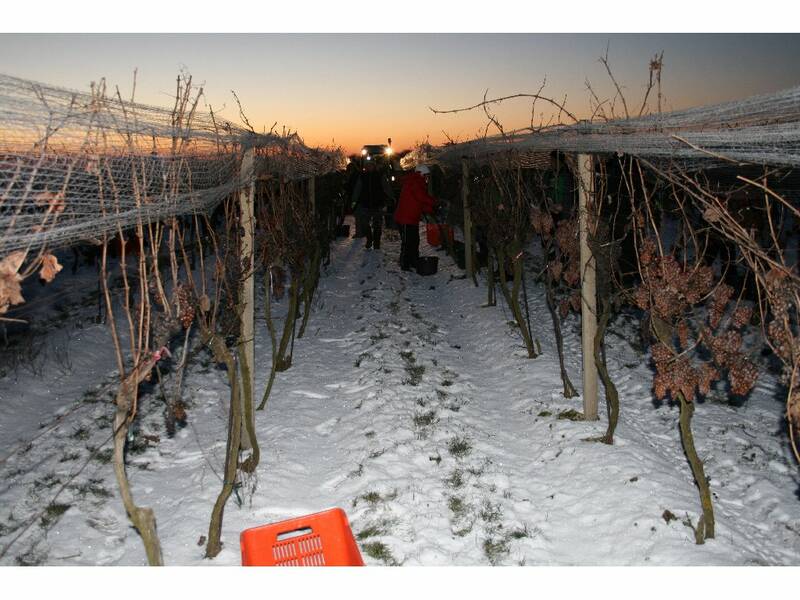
xmin=599 ymin=43 xmax=631 ymax=120
xmin=430 ymin=91 xmax=579 ymax=125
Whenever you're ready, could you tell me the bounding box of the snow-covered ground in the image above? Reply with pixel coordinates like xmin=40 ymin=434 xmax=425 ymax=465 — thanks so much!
xmin=1 ymin=221 xmax=800 ymax=566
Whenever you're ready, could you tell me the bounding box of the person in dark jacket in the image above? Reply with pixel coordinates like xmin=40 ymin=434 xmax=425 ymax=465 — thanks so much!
xmin=394 ymin=165 xmax=436 ymax=271
xmin=344 ymin=162 xmax=365 ymax=237
xmin=351 ymin=161 xmax=394 ymax=249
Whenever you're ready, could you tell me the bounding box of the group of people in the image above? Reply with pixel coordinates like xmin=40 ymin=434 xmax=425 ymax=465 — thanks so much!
xmin=348 ymin=161 xmax=437 ymax=271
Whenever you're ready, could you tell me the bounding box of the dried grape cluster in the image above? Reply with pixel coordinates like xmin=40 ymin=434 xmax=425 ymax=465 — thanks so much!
xmin=763 ymin=268 xmax=800 ymax=428
xmin=175 ymin=284 xmax=195 ymax=329
xmin=704 ymin=330 xmax=758 ymax=395
xmin=652 ymin=344 xmax=718 ymax=403
xmin=533 ymin=210 xmax=580 ymax=319
xmin=636 ymin=238 xmax=758 ymax=403
xmin=530 ymin=206 xmax=554 ymax=240
xmin=554 ymin=220 xmax=580 ymax=287
xmin=634 ymin=239 xmax=714 ymax=321
xmin=765 ymin=268 xmax=798 ymax=364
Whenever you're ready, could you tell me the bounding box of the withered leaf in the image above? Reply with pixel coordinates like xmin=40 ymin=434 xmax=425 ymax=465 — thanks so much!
xmin=39 ymin=254 xmax=63 ymax=283
xmin=0 ymin=251 xmax=27 ymax=314
xmin=34 ymin=190 xmax=66 ymax=215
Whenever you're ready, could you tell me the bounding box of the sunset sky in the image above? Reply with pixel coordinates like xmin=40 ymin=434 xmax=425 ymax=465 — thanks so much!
xmin=1 ymin=33 xmax=799 ymax=154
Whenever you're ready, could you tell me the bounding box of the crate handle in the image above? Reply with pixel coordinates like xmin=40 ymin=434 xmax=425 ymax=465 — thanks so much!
xmin=276 ymin=526 xmax=313 ymax=542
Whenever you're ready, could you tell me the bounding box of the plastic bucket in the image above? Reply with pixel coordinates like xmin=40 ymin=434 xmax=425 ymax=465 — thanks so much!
xmin=416 ymin=256 xmax=439 ymax=276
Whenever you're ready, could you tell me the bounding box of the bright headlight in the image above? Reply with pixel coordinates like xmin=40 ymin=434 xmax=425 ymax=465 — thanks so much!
xmin=361 ymin=149 xmax=368 ymax=156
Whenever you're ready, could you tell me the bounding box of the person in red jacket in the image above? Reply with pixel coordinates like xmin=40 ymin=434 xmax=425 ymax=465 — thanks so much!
xmin=394 ymin=165 xmax=436 ymax=271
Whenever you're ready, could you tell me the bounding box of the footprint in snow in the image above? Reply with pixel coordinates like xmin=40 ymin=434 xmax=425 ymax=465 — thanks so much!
xmin=290 ymin=390 xmax=330 ymax=399
xmin=315 ymin=417 xmax=340 ymax=436
xmin=324 ymin=382 xmax=349 ymax=390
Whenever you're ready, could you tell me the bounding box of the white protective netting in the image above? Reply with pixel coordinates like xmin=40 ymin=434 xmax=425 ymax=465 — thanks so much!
xmin=0 ymin=73 xmax=346 ymax=257
xmin=430 ymin=85 xmax=800 ymax=169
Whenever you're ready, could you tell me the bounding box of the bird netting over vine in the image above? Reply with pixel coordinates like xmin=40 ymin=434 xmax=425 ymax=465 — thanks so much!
xmin=429 ymin=84 xmax=800 ymax=169
xmin=0 ymin=73 xmax=346 ymax=256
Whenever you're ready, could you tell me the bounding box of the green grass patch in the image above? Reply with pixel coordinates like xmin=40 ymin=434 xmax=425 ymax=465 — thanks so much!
xmin=93 ymin=413 xmax=113 ymax=428
xmin=91 ymin=448 xmax=113 ymax=464
xmin=356 ymin=520 xmax=391 ymax=541
xmin=70 ymin=426 xmax=91 ymax=441
xmin=447 ymin=436 xmax=472 ymax=458
xmin=444 ymin=469 xmax=464 ymax=489
xmin=404 ymin=364 xmax=425 ymax=386
xmin=483 ymin=537 xmax=510 ymax=565
xmin=413 ymin=410 xmax=437 ymax=427
xmin=40 ymin=503 xmax=71 ymax=530
xmin=32 ymin=473 xmax=62 ymax=491
xmin=453 ymin=525 xmax=473 ymax=537
xmin=15 ymin=547 xmax=46 ymax=566
xmin=127 ymin=439 xmax=149 ymax=455
xmin=557 ymin=409 xmax=584 ymax=421
xmin=81 ymin=389 xmax=103 ymax=404
xmin=480 ymin=501 xmax=502 ymax=524
xmin=359 ymin=491 xmax=382 ymax=505
xmin=70 ymin=478 xmax=112 ymax=499
xmin=448 ymin=495 xmax=469 ymax=518
xmin=353 ymin=489 xmax=397 ymax=508
xmin=446 ymin=397 xmax=466 ymax=412
xmin=370 ymin=331 xmax=389 ymax=343
xmin=509 ymin=525 xmax=531 ymax=539
xmin=361 ymin=541 xmax=398 ymax=565
xmin=59 ymin=451 xmax=81 ymax=463
xmin=399 ymin=350 xmax=415 ymax=363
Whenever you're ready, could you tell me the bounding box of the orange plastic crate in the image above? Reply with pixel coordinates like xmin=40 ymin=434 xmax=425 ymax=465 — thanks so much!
xmin=240 ymin=508 xmax=364 ymax=566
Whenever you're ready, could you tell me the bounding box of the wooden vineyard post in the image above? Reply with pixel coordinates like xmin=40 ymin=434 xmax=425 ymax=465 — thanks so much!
xmin=308 ymin=175 xmax=316 ymax=216
xmin=462 ymin=158 xmax=475 ymax=283
xmin=239 ymin=147 xmax=256 ymax=448
xmin=577 ymin=153 xmax=599 ymax=420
